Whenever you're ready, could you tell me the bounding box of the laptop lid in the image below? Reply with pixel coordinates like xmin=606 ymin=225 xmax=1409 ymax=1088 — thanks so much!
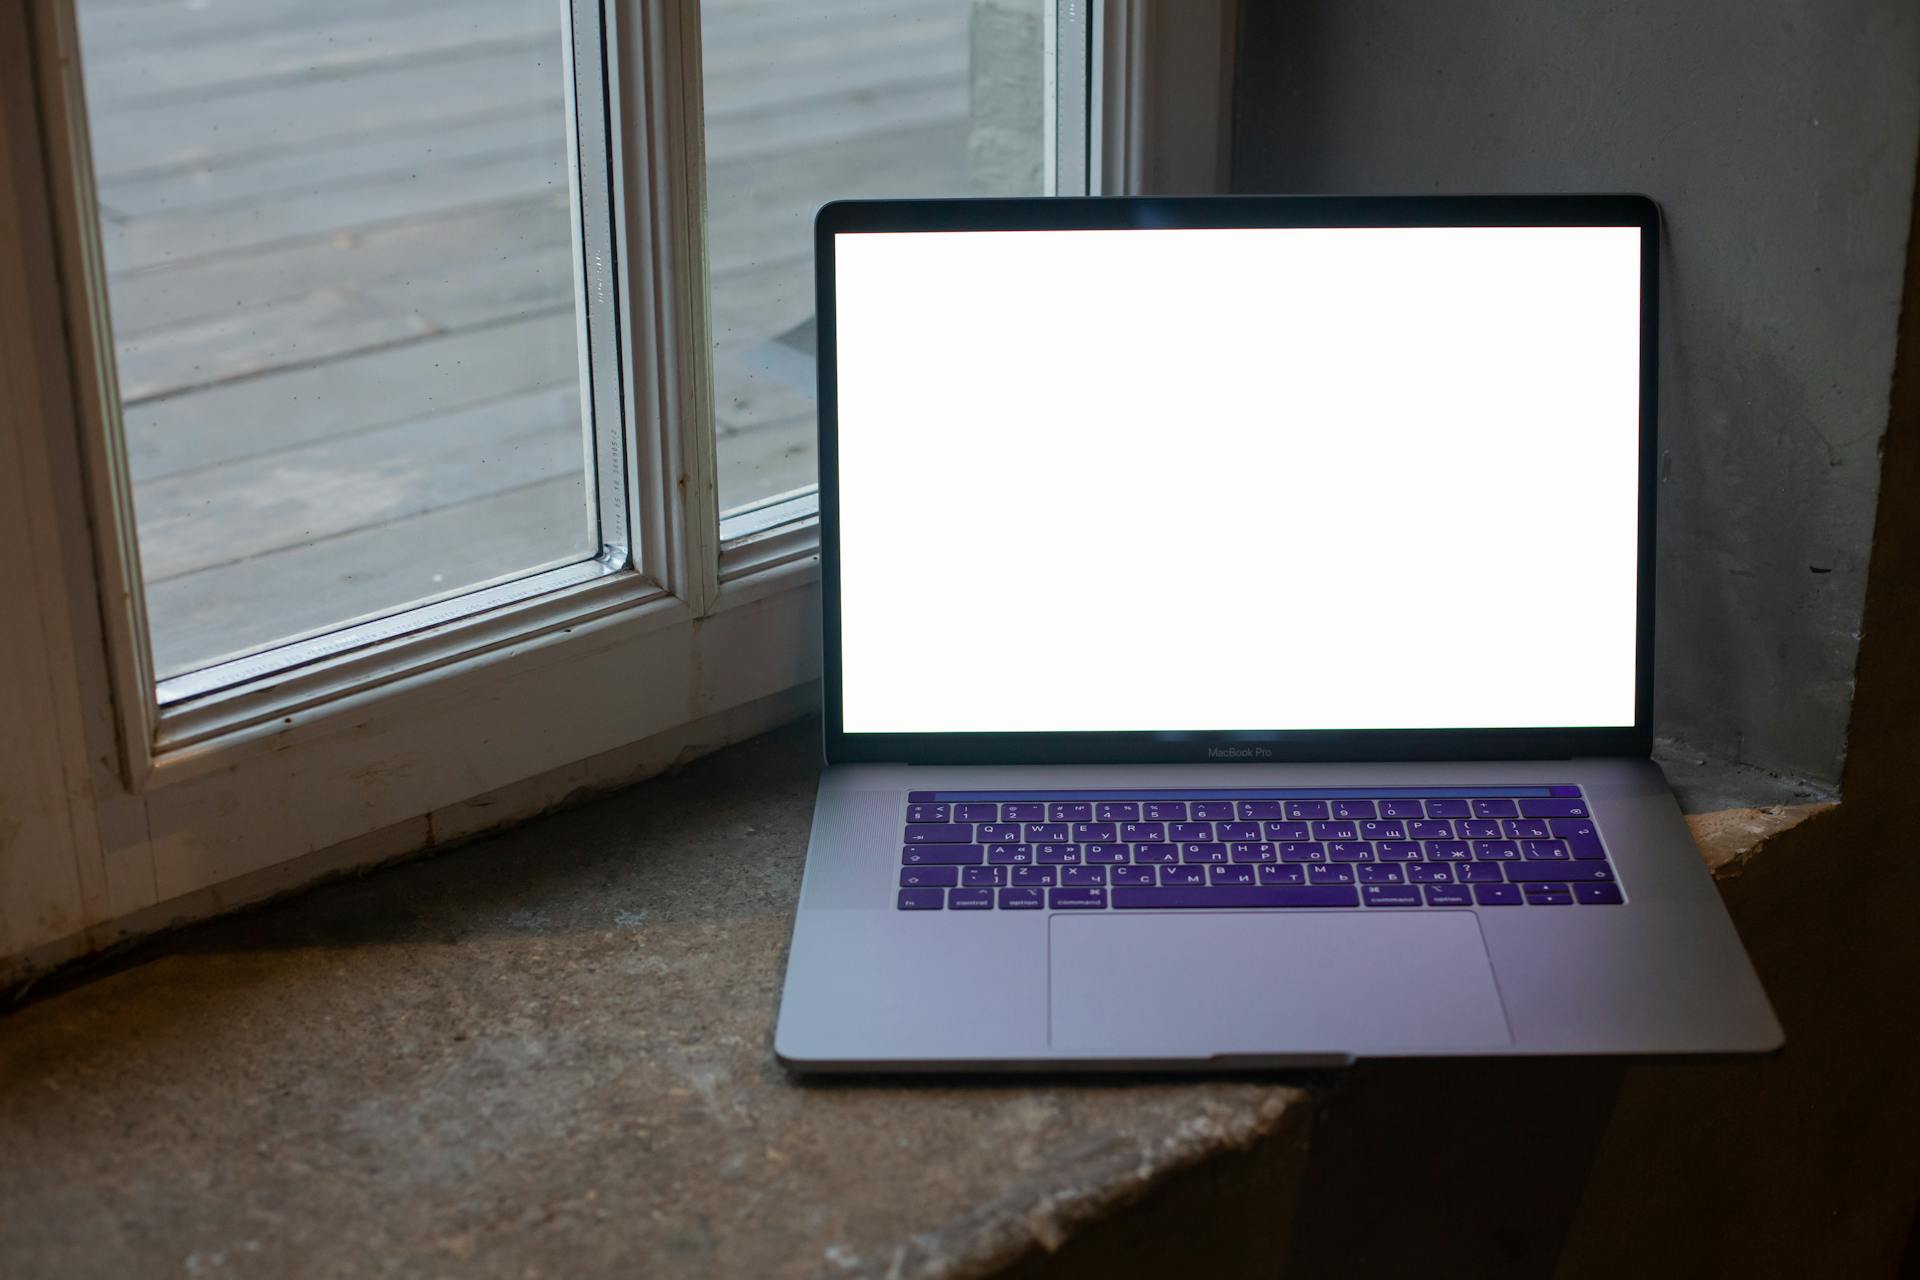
xmin=815 ymin=195 xmax=1658 ymax=766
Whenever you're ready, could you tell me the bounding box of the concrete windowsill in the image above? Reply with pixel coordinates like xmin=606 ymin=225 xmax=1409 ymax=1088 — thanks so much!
xmin=0 ymin=722 xmax=1817 ymax=1279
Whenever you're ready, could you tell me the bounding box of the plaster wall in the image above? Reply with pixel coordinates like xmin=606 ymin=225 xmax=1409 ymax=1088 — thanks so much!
xmin=1232 ymin=0 xmax=1920 ymax=785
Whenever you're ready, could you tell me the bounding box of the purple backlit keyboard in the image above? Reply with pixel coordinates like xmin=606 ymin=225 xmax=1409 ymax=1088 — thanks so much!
xmin=896 ymin=787 xmax=1622 ymax=911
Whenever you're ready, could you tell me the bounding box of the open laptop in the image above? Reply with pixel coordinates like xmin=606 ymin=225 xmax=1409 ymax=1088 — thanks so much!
xmin=774 ymin=194 xmax=1783 ymax=1069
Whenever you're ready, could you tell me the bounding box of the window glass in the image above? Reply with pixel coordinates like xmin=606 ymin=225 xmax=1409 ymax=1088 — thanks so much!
xmin=76 ymin=0 xmax=601 ymax=680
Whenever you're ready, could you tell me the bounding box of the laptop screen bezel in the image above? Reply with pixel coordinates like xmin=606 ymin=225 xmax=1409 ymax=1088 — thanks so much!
xmin=815 ymin=194 xmax=1658 ymax=765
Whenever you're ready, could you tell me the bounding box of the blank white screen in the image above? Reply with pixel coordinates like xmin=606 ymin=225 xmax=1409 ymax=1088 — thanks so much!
xmin=834 ymin=226 xmax=1642 ymax=733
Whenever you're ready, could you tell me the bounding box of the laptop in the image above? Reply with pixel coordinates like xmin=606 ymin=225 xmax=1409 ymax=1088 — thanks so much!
xmin=774 ymin=194 xmax=1783 ymax=1070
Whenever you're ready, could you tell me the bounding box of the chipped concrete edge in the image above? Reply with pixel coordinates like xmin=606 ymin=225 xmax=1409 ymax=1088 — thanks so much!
xmin=838 ymin=1089 xmax=1312 ymax=1280
xmin=1686 ymin=802 xmax=1837 ymax=879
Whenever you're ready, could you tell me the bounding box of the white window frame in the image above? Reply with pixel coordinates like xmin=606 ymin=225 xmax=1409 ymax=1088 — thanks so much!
xmin=0 ymin=0 xmax=1235 ymax=975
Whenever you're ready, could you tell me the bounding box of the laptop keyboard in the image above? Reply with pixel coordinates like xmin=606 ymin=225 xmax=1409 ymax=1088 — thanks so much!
xmin=895 ymin=788 xmax=1622 ymax=911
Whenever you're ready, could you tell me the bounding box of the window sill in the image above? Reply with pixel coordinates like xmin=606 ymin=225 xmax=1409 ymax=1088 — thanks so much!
xmin=2 ymin=717 xmax=1845 ymax=1278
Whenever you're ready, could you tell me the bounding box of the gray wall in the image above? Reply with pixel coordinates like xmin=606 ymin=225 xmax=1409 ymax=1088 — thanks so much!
xmin=1233 ymin=0 xmax=1920 ymax=787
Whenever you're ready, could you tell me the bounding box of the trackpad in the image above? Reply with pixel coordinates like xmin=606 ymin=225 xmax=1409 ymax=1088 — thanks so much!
xmin=1049 ymin=912 xmax=1511 ymax=1055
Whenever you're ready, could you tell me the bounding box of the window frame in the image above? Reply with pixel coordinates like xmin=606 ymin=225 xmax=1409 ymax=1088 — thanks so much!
xmin=3 ymin=0 xmax=1235 ymax=968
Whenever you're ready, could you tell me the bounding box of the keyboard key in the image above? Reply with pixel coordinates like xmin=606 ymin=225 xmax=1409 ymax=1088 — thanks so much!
xmin=1035 ymin=844 xmax=1081 ymax=864
xmin=1218 ymin=821 xmax=1260 ymax=841
xmin=1011 ymin=866 xmax=1055 ymax=886
xmin=1456 ymin=863 xmax=1504 ymax=883
xmin=1519 ymin=798 xmax=1591 ymax=818
xmin=1062 ymin=866 xmax=1107 ymax=886
xmin=1309 ymin=864 xmax=1355 ymax=884
xmin=1050 ymin=803 xmax=1093 ymax=822
xmin=1285 ymin=801 xmax=1329 ymax=820
xmin=1162 ymin=865 xmax=1206 ymax=886
xmin=1049 ymin=888 xmax=1108 ymax=909
xmin=906 ymin=803 xmax=950 ymax=822
xmin=1408 ymin=864 xmax=1453 ymax=883
xmin=1211 ymin=864 xmax=1255 ymax=885
xmin=1263 ymin=821 xmax=1310 ymax=840
xmin=1472 ymin=841 xmax=1520 ymax=861
xmin=1424 ymin=799 xmax=1472 ymax=818
xmin=1331 ymin=799 xmax=1377 ymax=819
xmin=1554 ymin=823 xmax=1607 ymax=859
xmin=1280 ymin=841 xmax=1328 ymax=863
xmin=1358 ymin=864 xmax=1404 ymax=884
xmin=1095 ymin=802 xmax=1139 ymax=821
xmin=900 ymin=866 xmax=959 ymax=887
xmin=975 ymin=823 xmax=1021 ymax=843
xmin=1144 ymin=801 xmax=1188 ymax=821
xmin=1522 ymin=884 xmax=1574 ymax=905
xmin=961 ymin=866 xmax=1005 ymax=887
xmin=1134 ymin=843 xmax=1178 ymax=864
xmin=1424 ymin=884 xmax=1473 ymax=907
xmin=1379 ymin=799 xmax=1425 ymax=818
xmin=998 ymin=888 xmax=1044 ymax=910
xmin=1551 ymin=818 xmax=1599 ymax=839
xmin=1522 ymin=840 xmax=1571 ymax=861
xmin=1230 ymin=800 xmax=1278 ymax=819
xmin=953 ymin=802 xmax=998 ymax=822
xmin=1425 ymin=841 xmax=1472 ymax=862
xmin=1112 ymin=886 xmax=1361 ymax=909
xmin=987 ymin=844 xmax=1033 ymax=864
xmin=1574 ymin=883 xmax=1625 ymax=905
xmin=1075 ymin=822 xmax=1118 ymax=842
xmin=1312 ymin=821 xmax=1358 ymax=841
xmin=1112 ymin=865 xmax=1157 ymax=886
xmin=903 ymin=845 xmax=984 ymax=865
xmin=1024 ymin=822 xmax=1069 ymax=842
xmin=1358 ymin=820 xmax=1404 ymax=840
xmin=1193 ymin=801 xmax=1236 ymax=820
xmin=1503 ymin=819 xmax=1550 ymax=840
xmin=1408 ymin=820 xmax=1453 ymax=839
xmin=1083 ymin=843 xmax=1130 ymax=864
xmin=898 ymin=888 xmax=944 ymax=910
xmin=905 ymin=823 xmax=972 ymax=844
xmin=1506 ymin=863 xmax=1614 ymax=882
xmin=1329 ymin=841 xmax=1374 ymax=862
xmin=1377 ymin=841 xmax=1422 ymax=862
xmin=1472 ymin=798 xmax=1518 ymax=817
xmin=1259 ymin=863 xmax=1307 ymax=885
xmin=1474 ymin=884 xmax=1523 ymax=905
xmin=950 ymin=887 xmax=994 ymax=910
xmin=1181 ymin=843 xmax=1229 ymax=863
xmin=1230 ymin=842 xmax=1278 ymax=862
xmin=1170 ymin=822 xmax=1213 ymax=841
xmin=1004 ymin=802 xmax=1046 ymax=821
xmin=1459 ymin=819 xmax=1502 ymax=839
xmin=1122 ymin=822 xmax=1167 ymax=841
xmin=1363 ymin=884 xmax=1422 ymax=907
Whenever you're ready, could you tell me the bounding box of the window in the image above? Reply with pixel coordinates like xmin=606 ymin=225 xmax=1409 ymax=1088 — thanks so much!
xmin=74 ymin=0 xmax=624 ymax=698
xmin=1 ymin=0 xmax=1230 ymax=968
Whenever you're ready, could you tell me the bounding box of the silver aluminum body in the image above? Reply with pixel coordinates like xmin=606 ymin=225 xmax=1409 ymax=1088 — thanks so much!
xmin=774 ymin=757 xmax=1782 ymax=1070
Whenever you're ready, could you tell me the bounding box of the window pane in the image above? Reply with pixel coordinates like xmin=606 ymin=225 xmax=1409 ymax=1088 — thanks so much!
xmin=702 ymin=0 xmax=1050 ymax=516
xmin=76 ymin=0 xmax=602 ymax=681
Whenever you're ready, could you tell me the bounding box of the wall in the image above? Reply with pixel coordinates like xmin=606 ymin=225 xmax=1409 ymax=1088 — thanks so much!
xmin=1232 ymin=0 xmax=1920 ymax=787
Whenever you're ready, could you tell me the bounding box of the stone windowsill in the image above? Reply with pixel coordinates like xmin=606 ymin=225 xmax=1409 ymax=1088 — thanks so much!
xmin=0 ymin=724 xmax=1821 ymax=1279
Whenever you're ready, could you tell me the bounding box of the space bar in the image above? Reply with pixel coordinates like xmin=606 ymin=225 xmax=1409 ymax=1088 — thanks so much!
xmin=1110 ymin=886 xmax=1360 ymax=909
